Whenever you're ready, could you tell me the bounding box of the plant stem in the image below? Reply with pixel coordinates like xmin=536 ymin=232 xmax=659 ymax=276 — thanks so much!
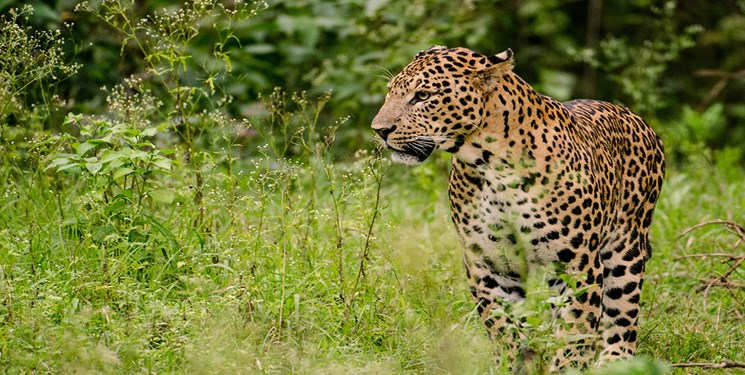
xmin=325 ymin=163 xmax=347 ymax=319
xmin=351 ymin=160 xmax=388 ymax=297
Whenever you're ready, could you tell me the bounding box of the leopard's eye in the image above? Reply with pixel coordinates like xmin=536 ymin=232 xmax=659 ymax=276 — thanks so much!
xmin=412 ymin=91 xmax=431 ymax=103
xmin=416 ymin=91 xmax=430 ymax=101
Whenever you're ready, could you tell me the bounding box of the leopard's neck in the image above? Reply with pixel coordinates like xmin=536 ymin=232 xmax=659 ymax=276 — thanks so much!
xmin=453 ymin=72 xmax=579 ymax=172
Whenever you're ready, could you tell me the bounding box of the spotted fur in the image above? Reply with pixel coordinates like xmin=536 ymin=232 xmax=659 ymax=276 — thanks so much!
xmin=372 ymin=46 xmax=665 ymax=370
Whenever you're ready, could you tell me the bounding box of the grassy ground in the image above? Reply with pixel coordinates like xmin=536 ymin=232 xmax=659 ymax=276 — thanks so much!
xmin=0 ymin=143 xmax=743 ymax=374
xmin=641 ymin=160 xmax=745 ymax=371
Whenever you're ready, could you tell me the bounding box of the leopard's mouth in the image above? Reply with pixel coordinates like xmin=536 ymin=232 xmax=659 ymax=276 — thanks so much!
xmin=386 ymin=139 xmax=436 ymax=165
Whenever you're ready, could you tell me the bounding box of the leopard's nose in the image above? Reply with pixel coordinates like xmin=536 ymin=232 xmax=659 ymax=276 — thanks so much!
xmin=374 ymin=125 xmax=396 ymax=141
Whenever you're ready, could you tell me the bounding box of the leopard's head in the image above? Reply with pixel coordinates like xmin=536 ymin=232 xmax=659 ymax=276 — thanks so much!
xmin=372 ymin=46 xmax=514 ymax=164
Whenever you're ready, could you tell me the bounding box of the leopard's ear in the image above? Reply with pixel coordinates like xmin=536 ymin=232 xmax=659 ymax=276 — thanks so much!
xmin=415 ymin=45 xmax=448 ymax=59
xmin=475 ymin=48 xmax=515 ymax=88
xmin=487 ymin=49 xmax=514 ymax=66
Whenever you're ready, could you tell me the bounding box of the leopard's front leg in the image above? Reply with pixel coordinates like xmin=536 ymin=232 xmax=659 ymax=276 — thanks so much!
xmin=549 ymin=248 xmax=605 ymax=371
xmin=465 ymin=254 xmax=526 ymax=369
xmin=549 ymin=278 xmax=604 ymax=370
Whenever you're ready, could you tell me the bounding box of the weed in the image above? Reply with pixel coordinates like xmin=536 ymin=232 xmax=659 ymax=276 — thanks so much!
xmin=0 ymin=5 xmax=80 ymax=133
xmin=0 ymin=2 xmax=743 ymax=374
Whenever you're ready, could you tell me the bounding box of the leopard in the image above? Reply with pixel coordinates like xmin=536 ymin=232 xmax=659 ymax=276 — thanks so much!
xmin=371 ymin=46 xmax=665 ymax=370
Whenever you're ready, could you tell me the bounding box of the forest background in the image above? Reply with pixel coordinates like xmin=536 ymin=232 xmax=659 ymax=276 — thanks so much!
xmin=1 ymin=0 xmax=744 ymax=374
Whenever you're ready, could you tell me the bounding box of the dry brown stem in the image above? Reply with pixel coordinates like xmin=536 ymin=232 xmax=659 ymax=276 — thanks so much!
xmin=678 ymin=220 xmax=745 ymax=298
xmin=672 ymin=360 xmax=745 ymax=368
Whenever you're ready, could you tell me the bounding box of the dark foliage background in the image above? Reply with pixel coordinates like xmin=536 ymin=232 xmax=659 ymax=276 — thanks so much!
xmin=3 ymin=0 xmax=745 ymax=162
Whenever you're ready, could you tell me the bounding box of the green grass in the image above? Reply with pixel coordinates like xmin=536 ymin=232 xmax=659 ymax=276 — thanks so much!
xmin=0 ymin=147 xmax=743 ymax=374
xmin=641 ymin=160 xmax=745 ymax=370
xmin=2 ymin=2 xmax=742 ymax=373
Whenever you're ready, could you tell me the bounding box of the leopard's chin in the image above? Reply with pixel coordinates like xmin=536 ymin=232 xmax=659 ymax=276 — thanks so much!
xmin=390 ymin=150 xmax=426 ymax=165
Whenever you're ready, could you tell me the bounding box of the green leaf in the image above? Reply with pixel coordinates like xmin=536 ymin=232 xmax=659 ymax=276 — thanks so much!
xmin=104 ymin=199 xmax=128 ymax=216
xmin=64 ymin=113 xmax=83 ymax=126
xmin=100 ymin=150 xmax=127 ymax=164
xmin=113 ymin=189 xmax=133 ymax=202
xmin=45 ymin=157 xmax=72 ymax=171
xmin=142 ymin=213 xmax=180 ymax=251
xmin=85 ymin=162 xmax=103 ymax=174
xmin=524 ymin=316 xmax=542 ymax=327
xmin=100 ymin=133 xmax=114 ymax=143
xmin=141 ymin=127 xmax=159 ymax=137
xmin=152 ymin=157 xmax=172 ymax=171
xmin=149 ymin=189 xmax=175 ymax=204
xmin=130 ymin=150 xmax=148 ymax=161
xmin=106 ymin=160 xmax=125 ymax=171
xmin=57 ymin=162 xmax=82 ymax=172
xmin=77 ymin=141 xmax=97 ymax=156
xmin=113 ymin=167 xmax=135 ymax=179
xmin=160 ymin=149 xmax=177 ymax=155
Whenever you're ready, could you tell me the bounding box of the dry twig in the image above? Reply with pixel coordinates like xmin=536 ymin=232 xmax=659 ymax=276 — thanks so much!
xmin=675 ymin=253 xmax=743 ymax=260
xmin=678 ymin=220 xmax=745 ymax=299
xmin=695 ymin=277 xmax=745 ymax=290
xmin=672 ymin=360 xmax=745 ymax=369
xmin=678 ymin=220 xmax=745 ymax=243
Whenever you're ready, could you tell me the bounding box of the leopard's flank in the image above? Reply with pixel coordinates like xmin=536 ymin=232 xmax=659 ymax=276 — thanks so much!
xmin=372 ymin=46 xmax=665 ymax=370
